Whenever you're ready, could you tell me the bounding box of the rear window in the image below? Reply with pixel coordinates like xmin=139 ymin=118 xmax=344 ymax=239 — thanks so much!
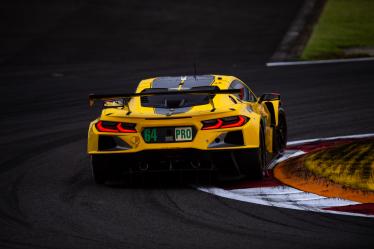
xmin=140 ymin=87 xmax=214 ymax=108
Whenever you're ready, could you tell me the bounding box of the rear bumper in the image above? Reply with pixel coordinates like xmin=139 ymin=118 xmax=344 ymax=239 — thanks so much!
xmin=91 ymin=149 xmax=242 ymax=173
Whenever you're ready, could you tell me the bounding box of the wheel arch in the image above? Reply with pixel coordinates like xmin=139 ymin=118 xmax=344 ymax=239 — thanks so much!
xmin=264 ymin=100 xmax=281 ymax=127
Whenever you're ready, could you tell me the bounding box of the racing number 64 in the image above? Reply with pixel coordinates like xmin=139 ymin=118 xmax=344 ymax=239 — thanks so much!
xmin=144 ymin=128 xmax=157 ymax=143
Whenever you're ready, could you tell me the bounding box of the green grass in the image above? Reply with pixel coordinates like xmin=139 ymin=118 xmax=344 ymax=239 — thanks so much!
xmin=302 ymin=0 xmax=374 ymax=60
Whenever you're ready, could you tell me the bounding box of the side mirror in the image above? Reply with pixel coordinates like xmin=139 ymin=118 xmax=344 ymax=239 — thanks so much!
xmin=258 ymin=93 xmax=280 ymax=103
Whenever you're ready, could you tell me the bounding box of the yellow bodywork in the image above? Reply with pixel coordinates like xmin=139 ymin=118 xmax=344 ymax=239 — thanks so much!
xmin=87 ymin=75 xmax=281 ymax=155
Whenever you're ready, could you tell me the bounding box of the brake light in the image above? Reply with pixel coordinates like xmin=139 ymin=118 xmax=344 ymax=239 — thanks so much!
xmin=201 ymin=116 xmax=248 ymax=130
xmin=221 ymin=115 xmax=246 ymax=128
xmin=201 ymin=119 xmax=223 ymax=130
xmin=116 ymin=123 xmax=137 ymax=133
xmin=96 ymin=121 xmax=118 ymax=132
xmin=96 ymin=121 xmax=137 ymax=133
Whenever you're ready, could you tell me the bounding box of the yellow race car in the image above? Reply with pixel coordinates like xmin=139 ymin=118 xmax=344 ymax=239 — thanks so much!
xmin=87 ymin=75 xmax=287 ymax=184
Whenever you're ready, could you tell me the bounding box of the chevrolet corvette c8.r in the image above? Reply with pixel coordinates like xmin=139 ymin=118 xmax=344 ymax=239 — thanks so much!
xmin=87 ymin=75 xmax=287 ymax=184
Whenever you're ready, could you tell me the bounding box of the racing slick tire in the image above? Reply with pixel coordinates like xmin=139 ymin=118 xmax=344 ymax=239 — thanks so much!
xmin=273 ymin=109 xmax=287 ymax=155
xmin=234 ymin=127 xmax=266 ymax=179
xmin=90 ymin=155 xmax=118 ymax=184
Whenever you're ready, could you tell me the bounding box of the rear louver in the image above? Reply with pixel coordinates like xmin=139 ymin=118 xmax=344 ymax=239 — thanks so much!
xmin=141 ymin=96 xmax=149 ymax=104
xmin=224 ymin=131 xmax=244 ymax=145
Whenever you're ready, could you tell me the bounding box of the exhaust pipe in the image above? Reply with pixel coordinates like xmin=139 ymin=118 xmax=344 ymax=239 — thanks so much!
xmin=190 ymin=160 xmax=201 ymax=169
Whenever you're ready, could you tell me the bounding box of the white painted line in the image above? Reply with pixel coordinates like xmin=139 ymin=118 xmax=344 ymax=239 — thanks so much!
xmin=267 ymin=150 xmax=306 ymax=169
xmin=198 ymin=186 xmax=372 ymax=218
xmin=287 ymin=133 xmax=374 ymax=146
xmin=266 ymin=57 xmax=374 ymax=67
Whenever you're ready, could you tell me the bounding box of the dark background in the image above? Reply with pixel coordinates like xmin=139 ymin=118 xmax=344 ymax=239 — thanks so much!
xmin=0 ymin=0 xmax=374 ymax=248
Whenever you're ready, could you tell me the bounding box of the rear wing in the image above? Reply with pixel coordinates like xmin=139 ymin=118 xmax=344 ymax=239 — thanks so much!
xmin=88 ymin=88 xmax=241 ymax=112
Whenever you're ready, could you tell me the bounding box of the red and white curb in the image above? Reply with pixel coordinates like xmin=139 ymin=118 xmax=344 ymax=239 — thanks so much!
xmin=197 ymin=133 xmax=374 ymax=218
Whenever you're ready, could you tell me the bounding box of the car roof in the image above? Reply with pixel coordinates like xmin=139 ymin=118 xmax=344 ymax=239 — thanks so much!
xmin=152 ymin=75 xmax=214 ymax=88
xmin=136 ymin=75 xmax=238 ymax=93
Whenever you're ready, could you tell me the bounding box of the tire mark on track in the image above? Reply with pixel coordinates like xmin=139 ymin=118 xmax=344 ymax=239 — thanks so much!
xmin=0 ymin=132 xmax=84 ymax=174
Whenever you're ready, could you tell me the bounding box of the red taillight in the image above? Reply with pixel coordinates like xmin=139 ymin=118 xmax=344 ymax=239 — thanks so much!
xmin=201 ymin=116 xmax=248 ymax=130
xmin=116 ymin=123 xmax=136 ymax=133
xmin=96 ymin=121 xmax=136 ymax=133
xmin=202 ymin=119 xmax=223 ymax=130
xmin=96 ymin=121 xmax=118 ymax=132
xmin=221 ymin=115 xmax=246 ymax=128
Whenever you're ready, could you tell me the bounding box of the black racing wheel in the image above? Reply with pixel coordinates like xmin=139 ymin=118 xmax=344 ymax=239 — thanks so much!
xmin=234 ymin=126 xmax=266 ymax=179
xmin=273 ymin=109 xmax=287 ymax=155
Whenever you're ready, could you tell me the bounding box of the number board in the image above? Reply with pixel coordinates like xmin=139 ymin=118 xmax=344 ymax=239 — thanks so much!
xmin=142 ymin=127 xmax=195 ymax=143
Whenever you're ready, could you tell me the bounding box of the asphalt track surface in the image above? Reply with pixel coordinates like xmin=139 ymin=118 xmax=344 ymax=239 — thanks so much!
xmin=1 ymin=0 xmax=374 ymax=248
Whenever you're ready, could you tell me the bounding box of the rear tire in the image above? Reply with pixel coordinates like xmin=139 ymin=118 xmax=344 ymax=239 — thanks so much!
xmin=91 ymin=155 xmax=111 ymax=184
xmin=234 ymin=127 xmax=266 ymax=179
xmin=273 ymin=110 xmax=287 ymax=155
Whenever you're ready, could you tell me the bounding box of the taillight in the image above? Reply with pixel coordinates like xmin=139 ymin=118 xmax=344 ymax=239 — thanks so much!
xmin=201 ymin=119 xmax=223 ymax=130
xmin=221 ymin=116 xmax=247 ymax=128
xmin=95 ymin=121 xmax=136 ymax=133
xmin=96 ymin=121 xmax=118 ymax=132
xmin=201 ymin=116 xmax=248 ymax=130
